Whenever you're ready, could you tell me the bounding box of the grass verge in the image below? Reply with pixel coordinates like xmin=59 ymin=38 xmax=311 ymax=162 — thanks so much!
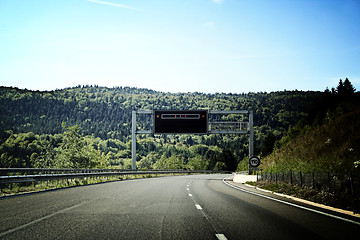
xmin=0 ymin=174 xmax=174 ymax=197
xmin=247 ymin=181 xmax=360 ymax=214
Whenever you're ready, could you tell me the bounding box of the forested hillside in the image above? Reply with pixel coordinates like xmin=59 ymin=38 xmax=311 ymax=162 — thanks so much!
xmin=262 ymin=79 xmax=360 ymax=174
xmin=0 ymin=83 xmax=340 ymax=170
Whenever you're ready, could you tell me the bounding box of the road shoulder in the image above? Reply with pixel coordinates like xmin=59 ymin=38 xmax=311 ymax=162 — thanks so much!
xmin=224 ymin=175 xmax=360 ymax=222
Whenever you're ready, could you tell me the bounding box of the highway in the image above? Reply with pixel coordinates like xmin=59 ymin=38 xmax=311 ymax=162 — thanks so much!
xmin=0 ymin=174 xmax=359 ymax=239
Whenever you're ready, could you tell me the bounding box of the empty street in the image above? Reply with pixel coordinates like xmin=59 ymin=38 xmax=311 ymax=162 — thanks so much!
xmin=1 ymin=174 xmax=359 ymax=239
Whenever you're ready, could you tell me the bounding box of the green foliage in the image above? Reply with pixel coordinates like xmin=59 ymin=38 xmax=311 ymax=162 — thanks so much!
xmin=187 ymin=156 xmax=208 ymax=170
xmin=0 ymin=123 xmax=109 ymax=168
xmin=0 ymin=131 xmax=61 ymax=168
xmin=213 ymin=162 xmax=227 ymax=171
xmin=210 ymin=149 xmax=238 ymax=172
xmin=261 ymin=81 xmax=360 ymax=173
xmin=260 ymin=131 xmax=276 ymax=156
xmin=1 ymin=79 xmax=357 ymax=171
xmin=236 ymin=158 xmax=249 ymax=172
xmin=55 ymin=122 xmax=109 ymax=168
xmin=153 ymin=155 xmax=186 ymax=170
xmin=0 ymin=86 xmax=323 ymax=153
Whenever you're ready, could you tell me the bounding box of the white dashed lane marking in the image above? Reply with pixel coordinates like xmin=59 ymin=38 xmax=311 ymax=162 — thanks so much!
xmin=187 ymin=181 xmax=228 ymax=240
xmin=195 ymin=204 xmax=202 ymax=210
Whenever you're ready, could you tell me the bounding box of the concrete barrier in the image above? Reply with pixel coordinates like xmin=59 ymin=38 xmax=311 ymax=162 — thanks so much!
xmin=233 ymin=172 xmax=257 ymax=183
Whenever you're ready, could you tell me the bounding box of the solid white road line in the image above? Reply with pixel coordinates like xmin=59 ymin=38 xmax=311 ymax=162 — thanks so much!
xmin=222 ymin=178 xmax=360 ymax=226
xmin=215 ymin=233 xmax=228 ymax=240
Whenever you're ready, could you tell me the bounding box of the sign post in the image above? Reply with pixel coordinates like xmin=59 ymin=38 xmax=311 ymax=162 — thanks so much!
xmin=249 ymin=111 xmax=254 ymax=172
xmin=131 ymin=111 xmax=137 ymax=170
xmin=131 ymin=110 xmax=152 ymax=170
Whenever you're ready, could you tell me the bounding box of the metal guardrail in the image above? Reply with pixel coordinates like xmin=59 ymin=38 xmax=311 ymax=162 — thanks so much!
xmin=0 ymin=168 xmax=228 ymax=185
xmin=0 ymin=168 xmax=149 ymax=174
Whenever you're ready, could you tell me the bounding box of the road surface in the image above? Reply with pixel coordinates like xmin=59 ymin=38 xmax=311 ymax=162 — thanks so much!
xmin=0 ymin=174 xmax=359 ymax=239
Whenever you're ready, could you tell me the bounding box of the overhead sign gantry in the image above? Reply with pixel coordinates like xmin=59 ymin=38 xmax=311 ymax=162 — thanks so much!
xmin=131 ymin=110 xmax=254 ymax=170
xmin=154 ymin=110 xmax=208 ymax=134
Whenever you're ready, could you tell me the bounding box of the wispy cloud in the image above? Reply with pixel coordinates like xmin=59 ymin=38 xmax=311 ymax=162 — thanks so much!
xmin=212 ymin=0 xmax=224 ymax=4
xmin=87 ymin=0 xmax=141 ymax=11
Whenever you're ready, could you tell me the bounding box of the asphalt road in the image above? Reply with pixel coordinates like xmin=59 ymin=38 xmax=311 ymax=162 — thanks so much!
xmin=1 ymin=174 xmax=359 ymax=239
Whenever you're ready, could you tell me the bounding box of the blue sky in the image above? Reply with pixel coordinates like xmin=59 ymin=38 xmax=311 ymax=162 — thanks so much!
xmin=0 ymin=0 xmax=359 ymax=93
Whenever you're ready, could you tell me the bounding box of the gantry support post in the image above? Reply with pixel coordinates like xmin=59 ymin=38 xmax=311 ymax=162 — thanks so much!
xmin=131 ymin=111 xmax=137 ymax=170
xmin=249 ymin=110 xmax=254 ymax=172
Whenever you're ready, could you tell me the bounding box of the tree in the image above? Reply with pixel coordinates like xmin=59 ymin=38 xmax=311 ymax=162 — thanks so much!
xmin=260 ymin=132 xmax=276 ymax=156
xmin=209 ymin=149 xmax=237 ymax=171
xmin=187 ymin=156 xmax=208 ymax=170
xmin=220 ymin=150 xmax=238 ymax=171
xmin=153 ymin=154 xmax=185 ymax=170
xmin=56 ymin=122 xmax=109 ymax=168
xmin=337 ymin=78 xmax=356 ymax=97
xmin=343 ymin=78 xmax=356 ymax=94
xmin=213 ymin=162 xmax=227 ymax=171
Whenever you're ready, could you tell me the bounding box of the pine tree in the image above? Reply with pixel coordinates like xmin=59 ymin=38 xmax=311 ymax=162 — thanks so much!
xmin=337 ymin=78 xmax=356 ymax=97
xmin=343 ymin=78 xmax=356 ymax=94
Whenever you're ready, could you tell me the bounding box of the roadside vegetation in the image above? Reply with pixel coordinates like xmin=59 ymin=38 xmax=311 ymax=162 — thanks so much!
xmin=255 ymin=79 xmax=360 ymax=213
xmin=0 ymin=173 xmax=177 ymax=197
xmin=260 ymin=78 xmax=359 ymax=174
xmin=0 ymin=79 xmax=359 ymax=174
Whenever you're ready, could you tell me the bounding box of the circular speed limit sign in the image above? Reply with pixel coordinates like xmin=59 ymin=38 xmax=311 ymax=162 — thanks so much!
xmin=249 ymin=156 xmax=261 ymax=168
